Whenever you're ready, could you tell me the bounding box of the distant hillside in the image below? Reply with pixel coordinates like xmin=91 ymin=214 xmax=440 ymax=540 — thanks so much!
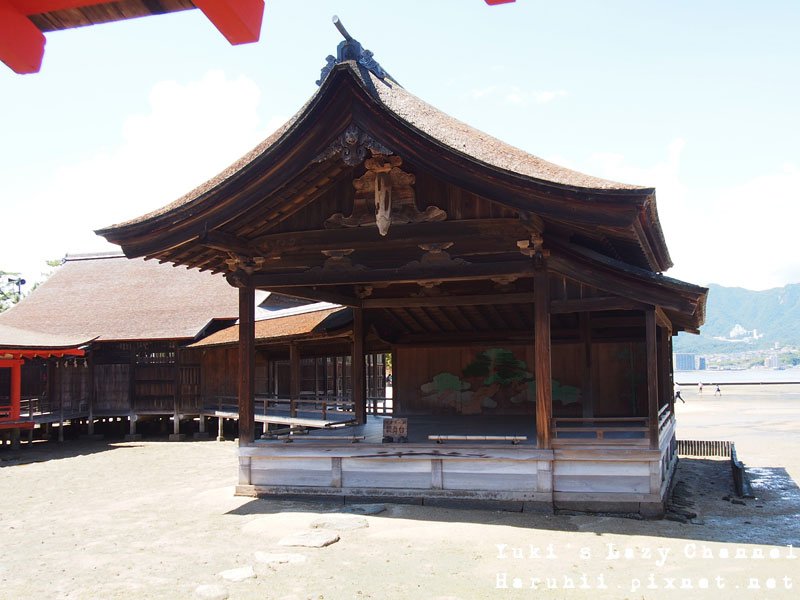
xmin=674 ymin=283 xmax=800 ymax=354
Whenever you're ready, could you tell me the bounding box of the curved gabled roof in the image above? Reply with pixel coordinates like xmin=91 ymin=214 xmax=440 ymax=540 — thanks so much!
xmin=97 ymin=60 xmax=670 ymax=272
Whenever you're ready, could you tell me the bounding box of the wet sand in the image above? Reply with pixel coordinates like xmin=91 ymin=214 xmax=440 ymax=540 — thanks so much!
xmin=1 ymin=386 xmax=798 ymax=599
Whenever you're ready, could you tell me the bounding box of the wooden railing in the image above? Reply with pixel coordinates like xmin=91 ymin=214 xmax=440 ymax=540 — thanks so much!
xmin=551 ymin=416 xmax=650 ymax=445
xmin=367 ymin=396 xmax=392 ymax=416
xmin=201 ymin=394 xmax=357 ymax=419
xmin=657 ymin=403 xmax=673 ymax=434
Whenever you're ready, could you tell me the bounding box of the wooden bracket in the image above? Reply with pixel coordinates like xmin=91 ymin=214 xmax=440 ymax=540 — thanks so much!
xmin=224 ymin=253 xmax=264 ymax=274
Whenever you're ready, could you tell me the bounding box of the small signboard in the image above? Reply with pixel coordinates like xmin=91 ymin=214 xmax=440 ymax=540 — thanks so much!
xmin=382 ymin=418 xmax=408 ymax=443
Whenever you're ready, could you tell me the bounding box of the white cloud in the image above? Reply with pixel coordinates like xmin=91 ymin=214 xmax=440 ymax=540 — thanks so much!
xmin=581 ymin=140 xmax=800 ymax=290
xmin=1 ymin=71 xmax=282 ymax=289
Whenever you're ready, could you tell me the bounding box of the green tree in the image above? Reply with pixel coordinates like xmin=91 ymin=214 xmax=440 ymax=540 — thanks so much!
xmin=0 ymin=270 xmax=25 ymax=312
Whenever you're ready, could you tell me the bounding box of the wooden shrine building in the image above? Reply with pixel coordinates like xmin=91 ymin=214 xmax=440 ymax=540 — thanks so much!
xmin=97 ymin=35 xmax=707 ymax=514
xmin=0 ymin=252 xmax=239 ymax=440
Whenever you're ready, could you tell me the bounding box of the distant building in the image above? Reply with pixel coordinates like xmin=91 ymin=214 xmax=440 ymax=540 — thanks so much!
xmin=673 ymin=353 xmax=696 ymax=371
xmin=697 ymin=356 xmax=707 ymax=370
xmin=764 ymin=355 xmax=780 ymax=369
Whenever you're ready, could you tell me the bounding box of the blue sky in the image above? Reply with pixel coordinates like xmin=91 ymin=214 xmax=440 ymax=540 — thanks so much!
xmin=1 ymin=0 xmax=799 ymax=291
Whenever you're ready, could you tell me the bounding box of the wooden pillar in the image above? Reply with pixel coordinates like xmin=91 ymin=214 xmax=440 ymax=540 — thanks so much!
xmin=46 ymin=358 xmax=55 ymax=419
xmin=58 ymin=372 xmax=64 ymax=443
xmin=217 ymin=416 xmax=225 ymax=442
xmin=9 ymin=359 xmax=22 ymax=421
xmin=289 ymin=342 xmax=300 ymax=418
xmin=170 ymin=346 xmax=184 ymax=441
xmin=659 ymin=327 xmax=673 ymax=417
xmin=534 ymin=267 xmax=552 ymax=449
xmin=645 ymin=309 xmax=659 ymax=449
xmin=664 ymin=331 xmax=675 ymax=415
xmin=352 ymin=307 xmax=366 ymax=424
xmin=579 ymin=312 xmax=594 ymax=418
xmin=87 ymin=352 xmax=96 ymax=436
xmin=238 ymin=285 xmax=256 ymax=446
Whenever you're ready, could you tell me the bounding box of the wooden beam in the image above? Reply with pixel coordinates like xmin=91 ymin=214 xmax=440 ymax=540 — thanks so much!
xmin=193 ymin=0 xmax=264 ymax=45
xmin=251 ymin=219 xmax=529 ymax=255
xmin=268 ymin=286 xmax=361 ymax=307
xmin=396 ymin=328 xmax=570 ymax=345
xmin=655 ymin=305 xmax=672 ymax=334
xmin=0 ymin=0 xmax=45 ymax=74
xmin=200 ymin=229 xmax=254 ymax=256
xmin=363 ymin=292 xmax=536 ymax=309
xmin=352 ymin=307 xmax=366 ymax=424
xmin=645 ymin=310 xmax=659 ymax=450
xmin=548 ymin=254 xmax=696 ymax=315
xmin=238 ymin=285 xmax=256 ymax=447
xmin=534 ymin=266 xmax=552 ymax=449
xmin=249 ymin=260 xmax=535 ymax=289
xmin=550 ymin=296 xmax=648 ymax=314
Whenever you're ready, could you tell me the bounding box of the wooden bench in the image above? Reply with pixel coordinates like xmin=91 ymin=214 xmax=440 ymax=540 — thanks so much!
xmin=428 ymin=435 xmax=527 ymax=445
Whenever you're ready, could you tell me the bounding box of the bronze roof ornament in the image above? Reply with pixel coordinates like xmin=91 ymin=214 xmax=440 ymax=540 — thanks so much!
xmin=317 ymin=15 xmax=397 ymax=87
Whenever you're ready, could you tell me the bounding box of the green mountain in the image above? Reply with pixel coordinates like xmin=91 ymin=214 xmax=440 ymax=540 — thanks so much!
xmin=674 ymin=283 xmax=800 ymax=354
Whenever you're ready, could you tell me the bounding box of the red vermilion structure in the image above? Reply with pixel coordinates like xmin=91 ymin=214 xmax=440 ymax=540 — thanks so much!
xmin=2 ymin=1 xmax=514 ymax=75
xmin=1 ymin=0 xmax=265 ymax=74
xmin=0 ymin=347 xmax=84 ymax=430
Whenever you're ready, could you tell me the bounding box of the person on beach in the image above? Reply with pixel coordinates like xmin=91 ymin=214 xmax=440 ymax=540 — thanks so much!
xmin=714 ymin=384 xmax=721 ymax=396
xmin=674 ymin=382 xmax=685 ymax=403
xmin=698 ymin=382 xmax=703 ymax=395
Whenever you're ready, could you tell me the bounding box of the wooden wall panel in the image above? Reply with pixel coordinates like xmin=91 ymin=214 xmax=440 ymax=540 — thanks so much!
xmin=592 ymin=342 xmax=647 ymax=417
xmin=441 ymin=460 xmax=538 ymax=491
xmin=395 ymin=344 xmax=536 ymax=415
xmin=200 ymin=347 xmax=238 ymax=400
xmin=553 ymin=460 xmax=650 ymax=493
xmin=342 ymin=458 xmax=431 ymax=489
xmin=550 ymin=343 xmax=583 ymax=417
xmin=55 ymin=363 xmax=89 ymax=413
xmin=94 ymin=364 xmax=130 ymax=411
xmin=250 ymin=457 xmax=334 ymax=487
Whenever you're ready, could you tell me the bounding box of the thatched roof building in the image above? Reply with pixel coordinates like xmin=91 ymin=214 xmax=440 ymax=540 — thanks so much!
xmin=0 ymin=252 xmax=239 ymax=342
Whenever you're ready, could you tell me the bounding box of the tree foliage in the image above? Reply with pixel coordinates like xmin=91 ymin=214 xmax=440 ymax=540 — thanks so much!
xmin=0 ymin=270 xmax=23 ymax=312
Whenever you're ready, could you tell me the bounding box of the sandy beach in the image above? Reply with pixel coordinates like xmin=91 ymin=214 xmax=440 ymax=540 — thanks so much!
xmin=1 ymin=385 xmax=798 ymax=600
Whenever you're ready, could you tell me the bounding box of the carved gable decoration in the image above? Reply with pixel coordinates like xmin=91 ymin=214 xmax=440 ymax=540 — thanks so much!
xmin=315 ymin=124 xmax=392 ymax=167
xmin=325 ymin=154 xmax=447 ymax=235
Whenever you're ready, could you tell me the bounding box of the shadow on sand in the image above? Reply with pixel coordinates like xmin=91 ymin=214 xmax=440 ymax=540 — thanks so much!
xmin=0 ymin=438 xmax=142 ymax=467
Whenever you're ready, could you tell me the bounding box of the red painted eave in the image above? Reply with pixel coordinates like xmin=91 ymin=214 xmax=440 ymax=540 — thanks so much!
xmin=0 ymin=348 xmax=85 ymax=359
xmin=0 ymin=0 xmax=46 ymax=74
xmin=1 ymin=0 xmax=265 ymax=74
xmin=194 ymin=0 xmax=264 ymax=45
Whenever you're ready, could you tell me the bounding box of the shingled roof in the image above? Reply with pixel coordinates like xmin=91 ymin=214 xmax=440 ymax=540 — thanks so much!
xmin=189 ymin=306 xmax=351 ymax=348
xmin=0 ymin=323 xmax=94 ymax=351
xmin=0 ymin=253 xmax=239 ymax=342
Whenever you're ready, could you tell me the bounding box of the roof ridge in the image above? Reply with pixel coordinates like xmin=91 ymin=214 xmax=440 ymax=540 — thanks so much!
xmin=65 ymin=251 xmax=126 ymax=262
